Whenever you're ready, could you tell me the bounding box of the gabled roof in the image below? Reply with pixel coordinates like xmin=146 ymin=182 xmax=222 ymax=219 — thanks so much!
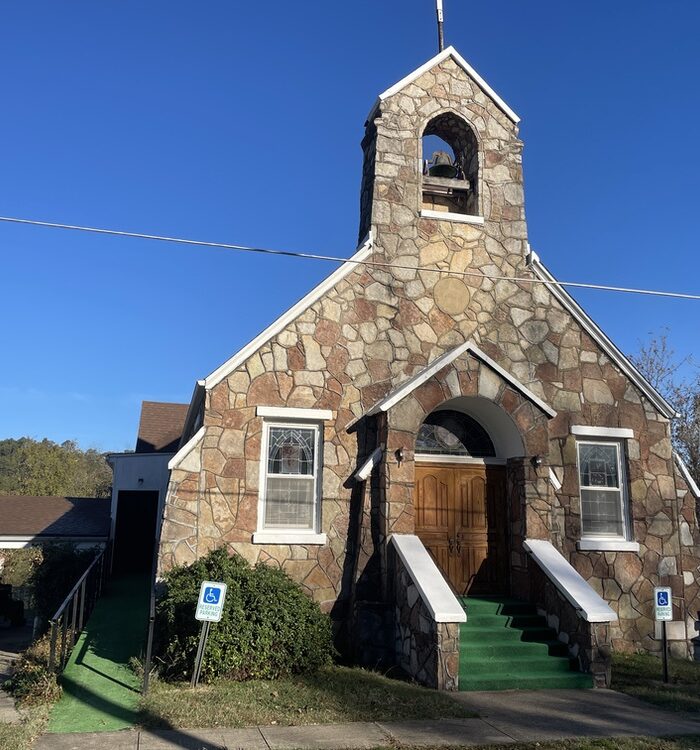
xmin=204 ymin=233 xmax=373 ymax=390
xmin=136 ymin=401 xmax=189 ymax=453
xmin=527 ymin=250 xmax=677 ymax=420
xmin=368 ymin=46 xmax=520 ymax=124
xmin=366 ymin=340 xmax=557 ymax=418
xmin=0 ymin=496 xmax=111 ymax=538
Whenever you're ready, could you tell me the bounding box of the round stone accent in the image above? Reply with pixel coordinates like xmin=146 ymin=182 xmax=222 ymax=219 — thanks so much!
xmin=433 ymin=277 xmax=470 ymax=315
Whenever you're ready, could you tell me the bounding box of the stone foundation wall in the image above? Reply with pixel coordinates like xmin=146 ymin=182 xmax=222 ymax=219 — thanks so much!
xmin=530 ymin=558 xmax=612 ymax=687
xmin=390 ymin=544 xmax=460 ymax=690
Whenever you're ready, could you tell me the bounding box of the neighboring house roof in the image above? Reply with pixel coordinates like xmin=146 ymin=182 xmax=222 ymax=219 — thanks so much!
xmin=0 ymin=496 xmax=111 ymax=538
xmin=527 ymin=250 xmax=677 ymax=420
xmin=135 ymin=401 xmax=189 ymax=453
xmin=367 ymin=45 xmax=520 ymax=124
xmin=366 ymin=340 xmax=557 ymax=419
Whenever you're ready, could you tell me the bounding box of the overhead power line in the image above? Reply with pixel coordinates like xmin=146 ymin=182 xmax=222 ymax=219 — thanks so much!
xmin=0 ymin=214 xmax=699 ymax=301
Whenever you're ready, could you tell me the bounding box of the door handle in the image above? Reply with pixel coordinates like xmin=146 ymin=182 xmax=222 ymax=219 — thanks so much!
xmin=448 ymin=537 xmax=455 ymax=554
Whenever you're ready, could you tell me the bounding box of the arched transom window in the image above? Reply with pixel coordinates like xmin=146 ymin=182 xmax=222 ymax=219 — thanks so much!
xmin=416 ymin=410 xmax=495 ymax=457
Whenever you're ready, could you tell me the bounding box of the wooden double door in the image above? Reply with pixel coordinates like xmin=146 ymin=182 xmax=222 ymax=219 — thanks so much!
xmin=415 ymin=463 xmax=509 ymax=596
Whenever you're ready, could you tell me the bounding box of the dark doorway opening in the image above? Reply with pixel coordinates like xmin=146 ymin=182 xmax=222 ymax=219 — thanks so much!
xmin=113 ymin=490 xmax=159 ymax=574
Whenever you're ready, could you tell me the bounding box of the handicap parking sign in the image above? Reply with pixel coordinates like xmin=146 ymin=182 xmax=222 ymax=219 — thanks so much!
xmin=195 ymin=580 xmax=227 ymax=622
xmin=654 ymin=586 xmax=672 ymax=622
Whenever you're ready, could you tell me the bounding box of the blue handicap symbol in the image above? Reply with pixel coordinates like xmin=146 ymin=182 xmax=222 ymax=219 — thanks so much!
xmin=657 ymin=591 xmax=669 ymax=607
xmin=204 ymin=586 xmax=221 ymax=605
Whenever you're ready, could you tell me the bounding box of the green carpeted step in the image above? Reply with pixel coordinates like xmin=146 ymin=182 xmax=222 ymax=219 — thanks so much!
xmin=458 ymin=671 xmax=594 ymax=691
xmin=459 ymin=596 xmax=529 ymax=612
xmin=464 ymin=613 xmax=544 ymax=628
xmin=458 ymin=595 xmax=592 ymax=691
xmin=465 ymin=639 xmax=569 ymax=659
xmin=461 ymin=625 xmax=558 ymax=642
xmin=460 ymin=655 xmax=574 ymax=676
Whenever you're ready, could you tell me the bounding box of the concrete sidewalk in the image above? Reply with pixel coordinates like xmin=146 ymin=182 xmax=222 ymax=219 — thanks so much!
xmin=33 ymin=689 xmax=700 ymax=749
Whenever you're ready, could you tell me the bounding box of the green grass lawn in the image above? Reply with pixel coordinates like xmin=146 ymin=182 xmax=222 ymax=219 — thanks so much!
xmin=139 ymin=665 xmax=476 ymax=729
xmin=0 ymin=706 xmax=49 ymax=750
xmin=611 ymin=652 xmax=700 ymax=713
xmin=364 ymin=739 xmax=700 ymax=750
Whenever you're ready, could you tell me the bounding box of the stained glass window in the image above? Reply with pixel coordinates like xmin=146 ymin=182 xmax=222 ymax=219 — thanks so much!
xmin=264 ymin=426 xmax=318 ymax=530
xmin=577 ymin=442 xmax=626 ymax=537
xmin=415 ymin=410 xmax=495 ymax=457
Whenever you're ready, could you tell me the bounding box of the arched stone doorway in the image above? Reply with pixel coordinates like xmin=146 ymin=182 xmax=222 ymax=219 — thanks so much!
xmin=414 ymin=397 xmax=524 ymax=596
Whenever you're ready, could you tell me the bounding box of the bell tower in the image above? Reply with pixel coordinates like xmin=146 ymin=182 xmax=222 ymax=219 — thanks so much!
xmin=359 ymin=47 xmax=527 ymax=274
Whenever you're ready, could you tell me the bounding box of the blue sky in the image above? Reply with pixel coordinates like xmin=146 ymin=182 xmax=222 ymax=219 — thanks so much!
xmin=1 ymin=1 xmax=698 ymax=452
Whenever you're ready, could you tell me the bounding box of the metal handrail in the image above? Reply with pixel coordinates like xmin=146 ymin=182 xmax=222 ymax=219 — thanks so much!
xmin=47 ymin=543 xmax=111 ymax=672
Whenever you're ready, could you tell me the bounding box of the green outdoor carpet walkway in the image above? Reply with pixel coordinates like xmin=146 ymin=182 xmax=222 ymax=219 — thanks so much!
xmin=47 ymin=574 xmax=150 ymax=733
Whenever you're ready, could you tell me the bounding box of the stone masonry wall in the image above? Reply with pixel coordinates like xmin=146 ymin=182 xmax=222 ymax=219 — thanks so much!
xmin=389 ymin=542 xmax=460 ymax=690
xmin=530 ymin=560 xmax=613 ymax=687
xmin=159 ymin=52 xmax=700 ymax=658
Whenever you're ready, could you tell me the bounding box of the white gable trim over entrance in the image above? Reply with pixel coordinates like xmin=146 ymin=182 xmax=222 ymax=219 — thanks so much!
xmin=366 ymin=340 xmax=557 ymax=418
xmin=367 ymin=46 xmax=520 ymax=125
xmin=204 ymin=233 xmax=373 ymax=390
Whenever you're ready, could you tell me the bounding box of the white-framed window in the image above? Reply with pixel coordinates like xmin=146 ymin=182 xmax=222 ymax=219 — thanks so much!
xmin=253 ymin=415 xmax=327 ymax=545
xmin=262 ymin=422 xmax=319 ymax=530
xmin=576 ymin=440 xmax=629 ymax=540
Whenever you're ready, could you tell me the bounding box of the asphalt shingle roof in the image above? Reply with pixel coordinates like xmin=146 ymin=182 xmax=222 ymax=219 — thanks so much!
xmin=135 ymin=401 xmax=188 ymax=453
xmin=0 ymin=495 xmax=111 ymax=538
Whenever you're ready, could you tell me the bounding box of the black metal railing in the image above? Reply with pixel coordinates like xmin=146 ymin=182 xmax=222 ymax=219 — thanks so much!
xmin=47 ymin=544 xmax=110 ymax=672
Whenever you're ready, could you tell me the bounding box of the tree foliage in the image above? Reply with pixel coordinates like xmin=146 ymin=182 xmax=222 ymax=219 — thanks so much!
xmin=630 ymin=330 xmax=700 ymax=484
xmin=0 ymin=437 xmax=111 ymax=497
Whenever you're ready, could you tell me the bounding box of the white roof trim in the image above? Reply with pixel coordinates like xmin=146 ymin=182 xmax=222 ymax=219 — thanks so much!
xmin=527 ymin=250 xmax=677 ymax=419
xmin=367 ymin=340 xmax=556 ymax=418
xmin=354 ymin=447 xmax=383 ymax=481
xmin=548 ymin=468 xmax=562 ymax=492
xmin=204 ymin=232 xmax=373 ymax=390
xmin=571 ymin=426 xmax=634 ymax=439
xmin=256 ymin=406 xmax=333 ymax=421
xmin=675 ymin=452 xmax=700 ymax=499
xmin=523 ymin=539 xmax=618 ymax=623
xmin=390 ymin=534 xmax=466 ymax=623
xmin=168 ymin=426 xmax=205 ymax=471
xmin=0 ymin=535 xmax=108 ymax=542
xmin=370 ymin=46 xmax=519 ymax=124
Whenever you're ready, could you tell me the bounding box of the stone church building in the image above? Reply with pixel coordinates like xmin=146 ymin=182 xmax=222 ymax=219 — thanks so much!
xmin=156 ymin=47 xmax=700 ymax=690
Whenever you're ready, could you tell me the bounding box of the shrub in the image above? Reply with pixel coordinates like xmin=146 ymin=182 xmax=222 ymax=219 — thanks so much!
xmin=154 ymin=547 xmax=335 ymax=682
xmin=33 ymin=544 xmax=96 ymax=626
xmin=3 ymin=635 xmax=61 ymax=706
xmin=0 ymin=548 xmax=43 ymax=588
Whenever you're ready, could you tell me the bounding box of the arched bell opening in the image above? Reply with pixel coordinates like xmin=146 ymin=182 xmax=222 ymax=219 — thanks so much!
xmin=421 ymin=113 xmax=480 ymax=216
xmin=414 ymin=397 xmax=520 ymax=596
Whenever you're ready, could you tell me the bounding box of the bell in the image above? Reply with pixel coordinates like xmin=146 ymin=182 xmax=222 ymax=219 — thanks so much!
xmin=428 ymin=150 xmax=458 ymax=179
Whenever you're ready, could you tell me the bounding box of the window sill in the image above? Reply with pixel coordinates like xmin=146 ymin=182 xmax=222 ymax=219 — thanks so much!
xmin=252 ymin=532 xmax=327 ymax=545
xmin=577 ymin=539 xmax=640 ymax=552
xmin=420 ymin=209 xmax=484 ymax=225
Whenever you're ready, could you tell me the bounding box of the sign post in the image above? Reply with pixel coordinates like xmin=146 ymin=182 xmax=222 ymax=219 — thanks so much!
xmin=654 ymin=586 xmax=672 ymax=684
xmin=191 ymin=580 xmax=227 ymax=688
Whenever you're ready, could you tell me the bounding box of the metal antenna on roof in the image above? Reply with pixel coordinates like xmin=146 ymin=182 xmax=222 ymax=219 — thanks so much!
xmin=436 ymin=0 xmax=445 ymax=52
